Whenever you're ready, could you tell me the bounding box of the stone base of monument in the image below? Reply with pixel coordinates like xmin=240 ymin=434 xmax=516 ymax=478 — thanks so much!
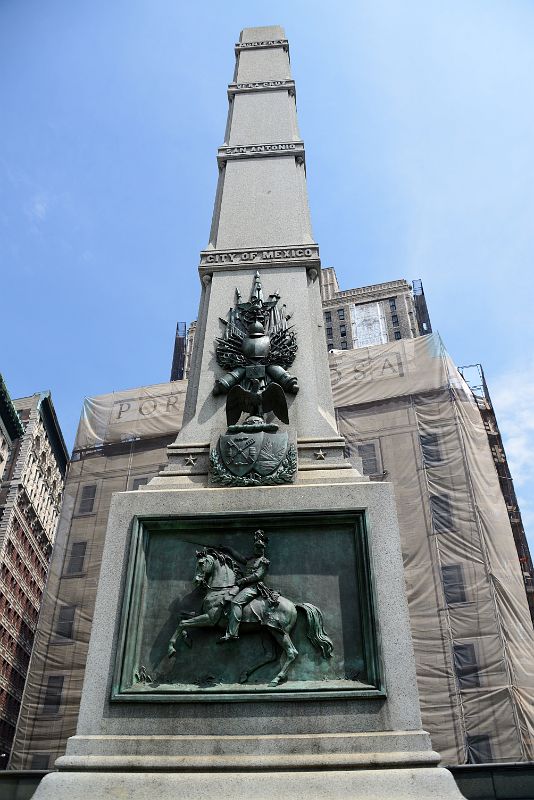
xmin=37 ymin=763 xmax=462 ymax=800
xmin=32 ymin=482 xmax=465 ymax=800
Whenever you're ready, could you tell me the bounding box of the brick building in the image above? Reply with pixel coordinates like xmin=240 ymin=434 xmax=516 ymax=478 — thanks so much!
xmin=9 ymin=381 xmax=186 ymax=770
xmin=0 ymin=378 xmax=67 ymax=765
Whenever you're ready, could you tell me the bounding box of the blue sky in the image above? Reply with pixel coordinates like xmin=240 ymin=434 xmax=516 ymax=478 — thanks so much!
xmin=1 ymin=2 xmax=533 ymax=540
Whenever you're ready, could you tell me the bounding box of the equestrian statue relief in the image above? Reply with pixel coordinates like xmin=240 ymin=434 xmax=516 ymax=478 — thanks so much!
xmin=217 ymin=529 xmax=278 ymax=643
xmin=168 ymin=529 xmax=334 ymax=687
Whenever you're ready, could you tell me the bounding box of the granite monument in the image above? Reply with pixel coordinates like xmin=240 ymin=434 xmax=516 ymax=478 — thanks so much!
xmin=33 ymin=25 xmax=465 ymax=800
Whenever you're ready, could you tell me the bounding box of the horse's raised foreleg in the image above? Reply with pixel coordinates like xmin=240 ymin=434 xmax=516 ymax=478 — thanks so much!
xmin=180 ymin=612 xmax=213 ymax=628
xmin=239 ymin=635 xmax=277 ymax=684
xmin=168 ymin=612 xmax=215 ymax=658
xmin=268 ymin=631 xmax=298 ymax=687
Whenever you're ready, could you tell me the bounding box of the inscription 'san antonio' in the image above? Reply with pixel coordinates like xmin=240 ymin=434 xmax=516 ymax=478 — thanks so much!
xmin=224 ymin=143 xmax=299 ymax=155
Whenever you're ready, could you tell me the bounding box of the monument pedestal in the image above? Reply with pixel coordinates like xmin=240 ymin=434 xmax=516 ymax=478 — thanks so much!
xmin=33 ymin=482 xmax=463 ymax=799
xmin=39 ymin=765 xmax=461 ymax=800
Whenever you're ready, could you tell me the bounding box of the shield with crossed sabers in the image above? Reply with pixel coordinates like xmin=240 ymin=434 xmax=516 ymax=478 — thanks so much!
xmin=219 ymin=431 xmax=264 ymax=478
xmin=219 ymin=431 xmax=289 ymax=478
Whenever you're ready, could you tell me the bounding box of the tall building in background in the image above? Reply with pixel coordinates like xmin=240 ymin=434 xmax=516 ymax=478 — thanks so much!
xmin=10 ymin=285 xmax=534 ymax=770
xmin=170 ymin=322 xmax=196 ymax=381
xmin=0 ymin=377 xmax=67 ymax=766
xmin=321 ymin=269 xmax=533 ymax=624
xmin=320 ymin=267 xmax=431 ymax=351
xmin=10 ymin=381 xmax=186 ymax=770
xmin=170 ymin=323 xmax=187 ymax=381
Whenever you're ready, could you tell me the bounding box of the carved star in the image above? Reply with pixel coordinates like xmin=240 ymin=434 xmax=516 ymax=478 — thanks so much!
xmin=314 ymin=449 xmax=326 ymax=460
xmin=184 ymin=455 xmax=197 ymax=466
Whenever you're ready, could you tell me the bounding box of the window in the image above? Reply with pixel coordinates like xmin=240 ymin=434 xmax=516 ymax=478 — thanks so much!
xmin=340 ymin=341 xmax=348 ymax=350
xmin=339 ymin=325 xmax=346 ymax=337
xmin=324 ymin=311 xmax=332 ymax=323
xmin=132 ymin=477 xmax=148 ymax=490
xmin=357 ymin=443 xmax=379 ymax=476
xmin=442 ymin=565 xmax=467 ymax=605
xmin=420 ymin=432 xmax=442 ymax=467
xmin=31 ymin=754 xmax=50 ymax=770
xmin=389 ymin=299 xmax=397 ymax=311
xmin=78 ymin=484 xmax=97 ymax=514
xmin=337 ymin=308 xmax=345 ymax=320
xmin=429 ymin=494 xmax=453 ymax=534
xmin=466 ymin=734 xmax=492 ymax=764
xmin=326 ymin=327 xmax=333 ymax=338
xmin=394 ymin=331 xmax=402 ymax=340
xmin=453 ymin=643 xmax=480 ymax=689
xmin=351 ymin=302 xmax=388 ymax=348
xmin=391 ymin=314 xmax=399 ymax=326
xmin=66 ymin=541 xmax=87 ymax=575
xmin=55 ymin=605 xmax=76 ymax=639
xmin=42 ymin=675 xmax=64 ymax=714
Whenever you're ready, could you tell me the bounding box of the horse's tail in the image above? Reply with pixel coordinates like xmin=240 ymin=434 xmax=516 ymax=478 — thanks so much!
xmin=296 ymin=603 xmax=334 ymax=659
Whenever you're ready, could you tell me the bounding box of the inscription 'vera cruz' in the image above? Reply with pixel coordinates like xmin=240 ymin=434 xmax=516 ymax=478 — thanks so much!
xmin=235 ymin=80 xmax=292 ymax=90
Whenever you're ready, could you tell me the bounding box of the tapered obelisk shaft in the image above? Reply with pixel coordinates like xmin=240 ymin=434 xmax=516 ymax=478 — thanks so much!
xmin=161 ymin=26 xmax=358 ymax=484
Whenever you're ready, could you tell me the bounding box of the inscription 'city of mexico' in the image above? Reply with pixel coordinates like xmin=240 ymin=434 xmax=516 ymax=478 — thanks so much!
xmin=200 ymin=246 xmax=319 ymax=269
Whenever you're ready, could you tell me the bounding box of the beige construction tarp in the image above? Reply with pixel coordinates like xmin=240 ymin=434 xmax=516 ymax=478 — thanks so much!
xmin=76 ymin=381 xmax=188 ymax=449
xmin=333 ymin=333 xmax=534 ymax=764
xmin=10 ymin=338 xmax=534 ymax=767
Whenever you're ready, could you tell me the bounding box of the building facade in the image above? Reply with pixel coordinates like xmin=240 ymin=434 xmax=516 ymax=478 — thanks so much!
xmin=332 ymin=334 xmax=534 ymax=764
xmin=9 ymin=284 xmax=534 ymax=769
xmin=0 ymin=380 xmax=67 ymax=766
xmin=9 ymin=381 xmax=186 ymax=770
xmin=321 ymin=269 xmax=533 ymax=626
xmin=320 ymin=267 xmax=431 ymax=351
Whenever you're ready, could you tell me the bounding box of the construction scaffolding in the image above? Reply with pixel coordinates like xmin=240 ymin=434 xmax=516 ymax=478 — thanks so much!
xmin=332 ymin=333 xmax=534 ymax=764
xmin=458 ymin=364 xmax=534 ymax=626
xmin=9 ymin=337 xmax=534 ymax=769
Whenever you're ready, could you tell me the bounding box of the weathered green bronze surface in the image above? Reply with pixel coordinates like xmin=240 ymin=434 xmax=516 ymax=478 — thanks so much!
xmin=167 ymin=528 xmax=334 ymax=687
xmin=112 ymin=511 xmax=382 ymax=703
xmin=209 ymin=273 xmax=299 ymax=486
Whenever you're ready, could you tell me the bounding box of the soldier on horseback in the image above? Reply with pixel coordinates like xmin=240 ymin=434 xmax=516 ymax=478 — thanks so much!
xmin=217 ymin=529 xmax=278 ymax=643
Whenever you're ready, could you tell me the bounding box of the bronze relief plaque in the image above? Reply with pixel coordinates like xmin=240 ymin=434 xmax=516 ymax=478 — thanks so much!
xmin=112 ymin=511 xmax=382 ymax=702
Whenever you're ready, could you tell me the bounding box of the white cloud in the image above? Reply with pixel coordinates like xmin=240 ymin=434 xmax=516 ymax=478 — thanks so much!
xmin=25 ymin=192 xmax=50 ymax=224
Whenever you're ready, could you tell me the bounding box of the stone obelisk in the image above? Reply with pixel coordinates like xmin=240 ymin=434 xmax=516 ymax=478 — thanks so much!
xmin=153 ymin=24 xmax=354 ymax=487
xmin=33 ymin=26 xmax=464 ymax=800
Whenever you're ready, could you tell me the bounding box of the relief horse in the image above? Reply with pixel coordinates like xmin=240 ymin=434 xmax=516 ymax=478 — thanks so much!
xmin=168 ymin=548 xmax=333 ymax=687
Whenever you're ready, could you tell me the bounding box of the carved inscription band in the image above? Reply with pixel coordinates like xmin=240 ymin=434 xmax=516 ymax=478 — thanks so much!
xmin=228 ymin=80 xmax=296 ymax=97
xmin=199 ymin=246 xmax=320 ymax=273
xmin=217 ymin=141 xmax=305 ymax=165
xmin=235 ymin=39 xmax=289 ymax=52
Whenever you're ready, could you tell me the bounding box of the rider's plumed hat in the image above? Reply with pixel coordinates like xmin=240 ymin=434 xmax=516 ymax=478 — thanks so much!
xmin=253 ymin=529 xmax=268 ymax=546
